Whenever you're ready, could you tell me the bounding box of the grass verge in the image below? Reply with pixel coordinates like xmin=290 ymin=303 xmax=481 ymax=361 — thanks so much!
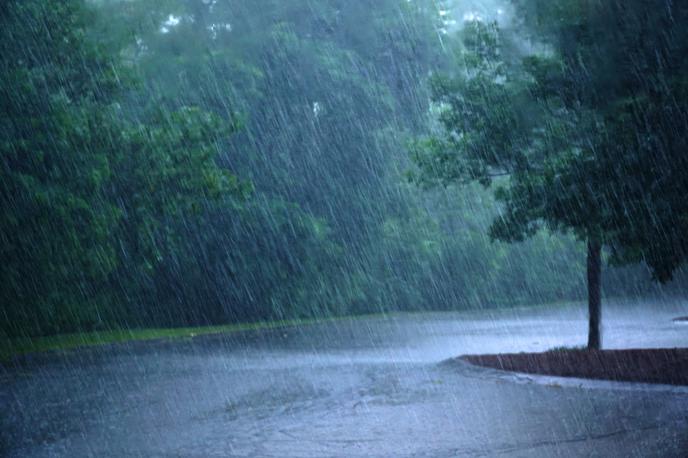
xmin=0 ymin=316 xmax=358 ymax=362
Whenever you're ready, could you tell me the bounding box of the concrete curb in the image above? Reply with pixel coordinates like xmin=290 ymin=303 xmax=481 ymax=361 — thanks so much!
xmin=445 ymin=357 xmax=688 ymax=394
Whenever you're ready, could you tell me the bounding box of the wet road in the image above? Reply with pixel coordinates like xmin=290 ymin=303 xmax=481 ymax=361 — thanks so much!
xmin=2 ymin=301 xmax=688 ymax=457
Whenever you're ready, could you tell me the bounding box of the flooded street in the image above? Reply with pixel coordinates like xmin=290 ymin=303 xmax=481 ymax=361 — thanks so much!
xmin=3 ymin=301 xmax=688 ymax=457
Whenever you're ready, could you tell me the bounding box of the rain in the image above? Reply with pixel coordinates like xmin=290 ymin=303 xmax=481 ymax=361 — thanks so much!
xmin=1 ymin=0 xmax=688 ymax=456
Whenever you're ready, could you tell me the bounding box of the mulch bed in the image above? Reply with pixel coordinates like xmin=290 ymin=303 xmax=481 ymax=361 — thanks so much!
xmin=461 ymin=348 xmax=688 ymax=386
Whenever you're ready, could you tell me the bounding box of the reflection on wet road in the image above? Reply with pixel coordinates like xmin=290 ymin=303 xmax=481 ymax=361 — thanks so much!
xmin=2 ymin=301 xmax=688 ymax=457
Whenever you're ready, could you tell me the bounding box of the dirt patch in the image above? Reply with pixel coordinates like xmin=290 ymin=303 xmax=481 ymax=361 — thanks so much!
xmin=461 ymin=348 xmax=688 ymax=386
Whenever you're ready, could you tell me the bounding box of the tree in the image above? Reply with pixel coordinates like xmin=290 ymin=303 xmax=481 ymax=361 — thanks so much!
xmin=4 ymin=0 xmax=664 ymax=338
xmin=0 ymin=0 xmax=244 ymax=336
xmin=94 ymin=0 xmax=454 ymax=319
xmin=510 ymin=1 xmax=688 ymax=345
xmin=412 ymin=4 xmax=688 ymax=349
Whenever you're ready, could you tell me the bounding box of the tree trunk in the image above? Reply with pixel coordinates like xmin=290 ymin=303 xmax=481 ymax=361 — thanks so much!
xmin=587 ymin=238 xmax=602 ymax=350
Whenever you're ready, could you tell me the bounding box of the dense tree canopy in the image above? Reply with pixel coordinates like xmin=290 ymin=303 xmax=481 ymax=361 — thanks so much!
xmin=0 ymin=1 xmax=244 ymax=334
xmin=509 ymin=0 xmax=688 ymax=282
xmin=2 ymin=0 xmax=684 ymax=339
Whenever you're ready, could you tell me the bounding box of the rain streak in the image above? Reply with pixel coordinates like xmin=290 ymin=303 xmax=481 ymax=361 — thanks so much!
xmin=2 ymin=1 xmax=688 ymax=456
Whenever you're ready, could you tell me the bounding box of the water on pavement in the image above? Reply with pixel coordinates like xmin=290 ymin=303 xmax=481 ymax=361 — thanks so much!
xmin=2 ymin=300 xmax=688 ymax=457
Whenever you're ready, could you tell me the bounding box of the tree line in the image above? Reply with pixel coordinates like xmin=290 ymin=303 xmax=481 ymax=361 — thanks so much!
xmin=1 ymin=0 xmax=684 ymax=339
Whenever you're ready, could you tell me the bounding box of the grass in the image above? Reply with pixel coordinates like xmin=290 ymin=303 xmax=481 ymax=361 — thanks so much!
xmin=547 ymin=345 xmax=587 ymax=353
xmin=0 ymin=300 xmax=605 ymax=362
xmin=0 ymin=316 xmax=359 ymax=362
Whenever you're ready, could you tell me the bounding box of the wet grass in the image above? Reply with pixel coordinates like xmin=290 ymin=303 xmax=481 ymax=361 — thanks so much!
xmin=0 ymin=315 xmax=371 ymax=362
xmin=548 ymin=345 xmax=586 ymax=352
xmin=0 ymin=300 xmax=610 ymax=362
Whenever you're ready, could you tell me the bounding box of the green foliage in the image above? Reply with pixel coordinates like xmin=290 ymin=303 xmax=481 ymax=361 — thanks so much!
xmin=413 ymin=3 xmax=688 ymax=286
xmin=2 ymin=315 xmax=377 ymax=361
xmin=87 ymin=0 xmax=455 ymax=324
xmin=1 ymin=0 xmax=121 ymax=335
xmin=0 ymin=0 xmax=243 ymax=336
xmin=509 ymin=0 xmax=688 ymax=281
xmin=3 ymin=0 xmax=680 ymax=340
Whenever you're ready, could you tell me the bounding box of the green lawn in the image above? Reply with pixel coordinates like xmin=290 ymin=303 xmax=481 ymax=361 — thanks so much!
xmin=0 ymin=317 xmax=341 ymax=362
xmin=0 ymin=302 xmax=581 ymax=362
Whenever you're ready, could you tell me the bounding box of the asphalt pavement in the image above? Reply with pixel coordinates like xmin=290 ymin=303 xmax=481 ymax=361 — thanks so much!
xmin=2 ymin=300 xmax=688 ymax=457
